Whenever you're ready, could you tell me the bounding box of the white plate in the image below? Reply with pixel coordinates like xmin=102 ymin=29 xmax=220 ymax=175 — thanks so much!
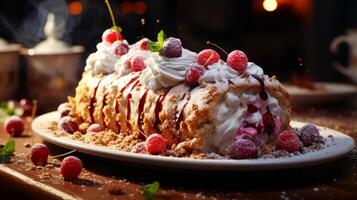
xmin=32 ymin=112 xmax=355 ymax=171
xmin=284 ymin=82 xmax=357 ymax=105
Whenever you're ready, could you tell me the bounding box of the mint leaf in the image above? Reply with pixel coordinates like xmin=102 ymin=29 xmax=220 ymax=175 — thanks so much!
xmin=157 ymin=30 xmax=165 ymax=46
xmin=143 ymin=181 xmax=160 ymax=199
xmin=148 ymin=30 xmax=166 ymax=53
xmin=0 ymin=139 xmax=15 ymax=163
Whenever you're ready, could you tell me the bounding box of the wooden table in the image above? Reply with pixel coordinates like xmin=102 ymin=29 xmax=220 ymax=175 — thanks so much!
xmin=1 ymin=101 xmax=357 ymax=200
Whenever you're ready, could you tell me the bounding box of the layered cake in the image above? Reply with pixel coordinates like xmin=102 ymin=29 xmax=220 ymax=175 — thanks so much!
xmin=54 ymin=29 xmax=322 ymax=159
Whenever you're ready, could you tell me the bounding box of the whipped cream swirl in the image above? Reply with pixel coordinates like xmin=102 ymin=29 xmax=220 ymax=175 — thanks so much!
xmin=85 ymin=40 xmax=128 ymax=75
xmin=140 ymin=48 xmax=197 ymax=90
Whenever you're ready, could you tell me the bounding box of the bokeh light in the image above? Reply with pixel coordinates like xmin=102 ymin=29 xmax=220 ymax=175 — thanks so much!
xmin=133 ymin=1 xmax=147 ymax=14
xmin=68 ymin=1 xmax=83 ymax=15
xmin=121 ymin=1 xmax=133 ymax=14
xmin=263 ymin=0 xmax=278 ymax=12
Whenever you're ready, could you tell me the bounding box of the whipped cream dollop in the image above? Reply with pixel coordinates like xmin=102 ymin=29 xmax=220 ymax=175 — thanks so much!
xmin=85 ymin=40 xmax=129 ymax=75
xmin=140 ymin=48 xmax=197 ymax=90
xmin=214 ymin=91 xmax=282 ymax=151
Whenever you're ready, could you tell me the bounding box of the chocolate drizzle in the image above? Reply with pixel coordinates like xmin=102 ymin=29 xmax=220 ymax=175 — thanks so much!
xmin=137 ymin=89 xmax=148 ymax=133
xmin=101 ymin=93 xmax=108 ymax=128
xmin=114 ymin=75 xmax=140 ymax=132
xmin=154 ymin=89 xmax=170 ymax=131
xmin=89 ymin=78 xmax=105 ymax=123
xmin=252 ymin=74 xmax=268 ymax=100
xmin=175 ymin=102 xmax=188 ymax=130
xmin=125 ymin=80 xmax=140 ymax=133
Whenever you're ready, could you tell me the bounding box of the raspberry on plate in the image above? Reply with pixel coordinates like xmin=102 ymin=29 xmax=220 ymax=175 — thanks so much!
xmin=162 ymin=37 xmax=182 ymax=58
xmin=102 ymin=29 xmax=123 ymax=44
xmin=227 ymin=50 xmax=248 ymax=72
xmin=185 ymin=64 xmax=205 ymax=86
xmin=60 ymin=156 xmax=83 ymax=181
xmin=145 ymin=133 xmax=166 ymax=155
xmin=87 ymin=123 xmax=104 ymax=133
xmin=299 ymin=124 xmax=323 ymax=146
xmin=5 ymin=116 xmax=24 ymax=137
xmin=30 ymin=143 xmax=49 ymax=166
xmin=276 ymin=130 xmax=302 ymax=153
xmin=59 ymin=116 xmax=79 ymax=134
xmin=197 ymin=49 xmax=220 ymax=67
xmin=230 ymin=139 xmax=258 ymax=159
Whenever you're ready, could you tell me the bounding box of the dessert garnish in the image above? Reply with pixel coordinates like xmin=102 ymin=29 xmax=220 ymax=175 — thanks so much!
xmin=227 ymin=50 xmax=248 ymax=72
xmin=197 ymin=49 xmax=220 ymax=67
xmin=185 ymin=64 xmax=206 ymax=86
xmin=87 ymin=123 xmax=104 ymax=133
xmin=298 ymin=124 xmax=323 ymax=146
xmin=30 ymin=143 xmax=49 ymax=166
xmin=161 ymin=37 xmax=182 ymax=58
xmin=148 ymin=30 xmax=166 ymax=52
xmin=143 ymin=181 xmax=160 ymax=199
xmin=231 ymin=138 xmax=258 ymax=159
xmin=60 ymin=156 xmax=83 ymax=181
xmin=5 ymin=116 xmax=24 ymax=137
xmin=130 ymin=56 xmax=146 ymax=71
xmin=0 ymin=139 xmax=15 ymax=163
xmin=58 ymin=116 xmax=79 ymax=134
xmin=276 ymin=130 xmax=302 ymax=153
xmin=145 ymin=133 xmax=166 ymax=155
xmin=103 ymin=0 xmax=123 ymax=43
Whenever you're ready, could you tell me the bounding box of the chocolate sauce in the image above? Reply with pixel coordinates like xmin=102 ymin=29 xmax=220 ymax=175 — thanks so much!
xmin=175 ymin=102 xmax=188 ymax=130
xmin=137 ymin=89 xmax=148 ymax=133
xmin=114 ymin=75 xmax=140 ymax=132
xmin=252 ymin=74 xmax=268 ymax=100
xmin=125 ymin=80 xmax=140 ymax=133
xmin=89 ymin=78 xmax=104 ymax=123
xmin=153 ymin=90 xmax=170 ymax=131
xmin=101 ymin=93 xmax=108 ymax=128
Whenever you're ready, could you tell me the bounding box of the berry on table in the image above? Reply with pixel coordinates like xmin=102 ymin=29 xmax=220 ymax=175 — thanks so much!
xmin=60 ymin=156 xmax=83 ymax=181
xmin=114 ymin=43 xmax=129 ymax=56
xmin=161 ymin=37 xmax=182 ymax=58
xmin=30 ymin=143 xmax=49 ymax=166
xmin=299 ymin=124 xmax=323 ymax=146
xmin=20 ymin=99 xmax=33 ymax=117
xmin=87 ymin=123 xmax=104 ymax=133
xmin=102 ymin=29 xmax=123 ymax=44
xmin=130 ymin=56 xmax=146 ymax=72
xmin=197 ymin=49 xmax=220 ymax=67
xmin=227 ymin=50 xmax=248 ymax=72
xmin=59 ymin=116 xmax=78 ymax=134
xmin=145 ymin=133 xmax=166 ymax=155
xmin=185 ymin=64 xmax=205 ymax=86
xmin=276 ymin=130 xmax=302 ymax=153
xmin=5 ymin=116 xmax=24 ymax=137
xmin=230 ymin=139 xmax=258 ymax=159
xmin=139 ymin=38 xmax=150 ymax=50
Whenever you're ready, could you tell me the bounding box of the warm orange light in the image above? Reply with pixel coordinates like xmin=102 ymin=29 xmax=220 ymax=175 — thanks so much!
xmin=263 ymin=0 xmax=278 ymax=12
xmin=68 ymin=1 xmax=83 ymax=15
xmin=121 ymin=1 xmax=133 ymax=14
xmin=133 ymin=1 xmax=146 ymax=14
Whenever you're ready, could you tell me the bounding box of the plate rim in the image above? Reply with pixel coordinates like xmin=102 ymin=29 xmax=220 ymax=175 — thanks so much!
xmin=31 ymin=111 xmax=356 ymax=171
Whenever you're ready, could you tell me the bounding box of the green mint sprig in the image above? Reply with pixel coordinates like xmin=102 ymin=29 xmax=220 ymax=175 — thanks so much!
xmin=0 ymin=140 xmax=15 ymax=163
xmin=148 ymin=30 xmax=166 ymax=52
xmin=143 ymin=181 xmax=160 ymax=199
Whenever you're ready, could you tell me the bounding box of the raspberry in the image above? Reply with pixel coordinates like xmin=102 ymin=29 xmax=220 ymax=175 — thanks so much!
xmin=185 ymin=64 xmax=205 ymax=86
xmin=5 ymin=116 xmax=24 ymax=137
xmin=30 ymin=143 xmax=49 ymax=166
xmin=227 ymin=50 xmax=248 ymax=72
xmin=102 ymin=29 xmax=123 ymax=44
xmin=247 ymin=103 xmax=258 ymax=113
xmin=197 ymin=49 xmax=220 ymax=67
xmin=262 ymin=111 xmax=275 ymax=135
xmin=276 ymin=130 xmax=302 ymax=153
xmin=139 ymin=38 xmax=150 ymax=50
xmin=114 ymin=43 xmax=129 ymax=56
xmin=20 ymin=99 xmax=33 ymax=117
xmin=230 ymin=139 xmax=258 ymax=159
xmin=145 ymin=133 xmax=166 ymax=155
xmin=60 ymin=156 xmax=83 ymax=181
xmin=299 ymin=124 xmax=323 ymax=146
xmin=87 ymin=123 xmax=104 ymax=133
xmin=59 ymin=116 xmax=78 ymax=134
xmin=161 ymin=37 xmax=182 ymax=58
xmin=130 ymin=56 xmax=146 ymax=72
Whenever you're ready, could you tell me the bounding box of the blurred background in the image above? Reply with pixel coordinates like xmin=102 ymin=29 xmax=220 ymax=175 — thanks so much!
xmin=0 ymin=0 xmax=356 ymax=112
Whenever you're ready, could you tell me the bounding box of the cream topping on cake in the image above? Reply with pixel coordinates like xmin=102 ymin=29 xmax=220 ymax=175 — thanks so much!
xmin=140 ymin=48 xmax=197 ymax=90
xmin=85 ymin=40 xmax=129 ymax=75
